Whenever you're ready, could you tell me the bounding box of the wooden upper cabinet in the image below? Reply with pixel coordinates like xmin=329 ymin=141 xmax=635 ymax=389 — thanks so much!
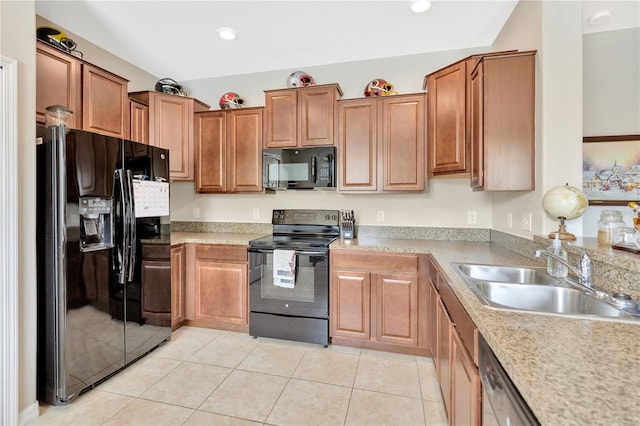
xmin=129 ymin=98 xmax=149 ymax=144
xmin=82 ymin=64 xmax=128 ymax=138
xmin=129 ymin=91 xmax=209 ymax=181
xmin=426 ymin=59 xmax=468 ymax=176
xmin=264 ymin=84 xmax=342 ymax=148
xmin=337 ymin=93 xmax=425 ymax=193
xmin=381 ymin=95 xmax=425 ymax=191
xmin=337 ymin=99 xmax=378 ymax=191
xmin=195 ymin=107 xmax=263 ymax=193
xmin=470 ymin=51 xmax=536 ymax=191
xmin=36 ymin=41 xmax=81 ymax=128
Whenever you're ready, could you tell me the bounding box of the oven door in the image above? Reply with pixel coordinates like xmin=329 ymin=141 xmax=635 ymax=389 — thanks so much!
xmin=248 ymin=248 xmax=329 ymax=318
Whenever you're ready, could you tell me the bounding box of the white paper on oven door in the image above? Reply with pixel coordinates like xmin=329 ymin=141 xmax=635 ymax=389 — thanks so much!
xmin=273 ymin=249 xmax=296 ymax=288
xmin=132 ymin=180 xmax=170 ymax=218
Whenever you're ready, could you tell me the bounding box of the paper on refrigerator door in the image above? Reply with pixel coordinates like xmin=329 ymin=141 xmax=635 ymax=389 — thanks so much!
xmin=273 ymin=249 xmax=296 ymax=288
xmin=132 ymin=180 xmax=169 ymax=218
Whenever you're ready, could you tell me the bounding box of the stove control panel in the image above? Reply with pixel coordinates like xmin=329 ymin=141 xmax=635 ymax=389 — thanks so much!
xmin=272 ymin=209 xmax=340 ymax=226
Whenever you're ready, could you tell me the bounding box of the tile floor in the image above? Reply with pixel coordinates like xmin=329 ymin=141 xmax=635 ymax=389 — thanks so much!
xmin=31 ymin=326 xmax=447 ymax=426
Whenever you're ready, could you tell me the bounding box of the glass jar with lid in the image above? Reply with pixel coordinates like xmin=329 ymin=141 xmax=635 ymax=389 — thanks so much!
xmin=598 ymin=210 xmax=626 ymax=246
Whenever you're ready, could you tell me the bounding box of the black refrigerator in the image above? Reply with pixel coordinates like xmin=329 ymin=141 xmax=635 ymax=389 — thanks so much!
xmin=36 ymin=125 xmax=172 ymax=405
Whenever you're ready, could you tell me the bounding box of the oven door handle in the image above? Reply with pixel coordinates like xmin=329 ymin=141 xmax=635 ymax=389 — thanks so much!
xmin=249 ymin=248 xmax=328 ymax=256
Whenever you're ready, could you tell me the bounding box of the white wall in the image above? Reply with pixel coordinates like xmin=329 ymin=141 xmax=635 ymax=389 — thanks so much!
xmin=0 ymin=0 xmax=38 ymax=422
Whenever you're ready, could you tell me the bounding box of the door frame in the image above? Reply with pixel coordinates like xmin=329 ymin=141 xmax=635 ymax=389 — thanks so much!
xmin=0 ymin=55 xmax=19 ymax=426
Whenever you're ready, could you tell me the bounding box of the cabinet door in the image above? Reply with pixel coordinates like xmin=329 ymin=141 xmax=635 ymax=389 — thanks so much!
xmin=299 ymin=86 xmax=337 ymax=146
xmin=194 ymin=260 xmax=248 ymax=325
xmin=228 ymin=108 xmax=263 ymax=192
xmin=171 ymin=245 xmax=186 ymax=329
xmin=428 ymin=279 xmax=439 ymax=358
xmin=152 ymin=94 xmax=195 ymax=180
xmin=195 ymin=111 xmax=226 ymax=193
xmin=129 ymin=99 xmax=149 ymax=144
xmin=141 ymin=259 xmax=172 ymax=321
xmin=469 ymin=63 xmax=484 ymax=189
xmin=82 ymin=64 xmax=128 ymax=138
xmin=264 ymin=90 xmax=297 ymax=148
xmin=337 ymin=99 xmax=378 ymax=191
xmin=382 ymin=95 xmax=425 ymax=191
xmin=330 ymin=270 xmax=371 ymax=340
xmin=375 ymin=273 xmax=418 ymax=346
xmin=451 ymin=330 xmax=481 ymax=426
xmin=36 ymin=41 xmax=81 ymax=128
xmin=427 ymin=61 xmax=467 ymax=176
xmin=437 ymin=297 xmax=452 ymax=416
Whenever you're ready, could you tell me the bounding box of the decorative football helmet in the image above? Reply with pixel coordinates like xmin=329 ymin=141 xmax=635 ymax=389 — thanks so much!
xmin=155 ymin=78 xmax=187 ymax=96
xmin=364 ymin=79 xmax=398 ymax=97
xmin=286 ymin=71 xmax=316 ymax=88
xmin=37 ymin=26 xmax=83 ymax=57
xmin=219 ymin=92 xmax=246 ymax=110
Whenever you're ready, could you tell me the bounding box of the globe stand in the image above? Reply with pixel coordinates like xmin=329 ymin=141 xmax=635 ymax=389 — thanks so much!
xmin=548 ymin=217 xmax=576 ymax=240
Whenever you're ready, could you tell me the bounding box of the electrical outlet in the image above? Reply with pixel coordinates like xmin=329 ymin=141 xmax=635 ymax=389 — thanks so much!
xmin=377 ymin=210 xmax=385 ymax=222
xmin=508 ymin=212 xmax=513 ymax=228
xmin=467 ymin=211 xmax=477 ymax=224
xmin=252 ymin=208 xmax=260 ymax=219
xmin=522 ymin=213 xmax=532 ymax=232
xmin=193 ymin=207 xmax=200 ymax=219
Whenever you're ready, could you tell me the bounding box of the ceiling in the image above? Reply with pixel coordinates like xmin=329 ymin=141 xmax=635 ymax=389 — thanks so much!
xmin=35 ymin=1 xmax=639 ymax=83
xmin=35 ymin=0 xmax=519 ymax=81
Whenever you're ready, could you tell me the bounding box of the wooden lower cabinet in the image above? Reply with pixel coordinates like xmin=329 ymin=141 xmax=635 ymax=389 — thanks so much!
xmin=451 ymin=329 xmax=481 ymax=426
xmin=430 ymin=258 xmax=481 ymax=426
xmin=171 ymin=244 xmax=186 ymax=330
xmin=330 ymin=251 xmax=425 ymax=353
xmin=140 ymin=243 xmax=171 ymax=326
xmin=185 ymin=244 xmax=249 ymax=332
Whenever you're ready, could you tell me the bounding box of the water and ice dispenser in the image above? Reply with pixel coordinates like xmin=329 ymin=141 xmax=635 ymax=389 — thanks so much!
xmin=79 ymin=196 xmax=114 ymax=251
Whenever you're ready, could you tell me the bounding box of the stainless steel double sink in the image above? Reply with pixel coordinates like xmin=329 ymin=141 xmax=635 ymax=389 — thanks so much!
xmin=453 ymin=263 xmax=640 ymax=321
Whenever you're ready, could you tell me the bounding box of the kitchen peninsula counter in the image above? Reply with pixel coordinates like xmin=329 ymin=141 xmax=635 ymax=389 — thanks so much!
xmin=331 ymin=237 xmax=640 ymax=426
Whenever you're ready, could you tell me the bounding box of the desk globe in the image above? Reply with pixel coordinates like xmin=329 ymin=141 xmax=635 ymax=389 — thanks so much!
xmin=542 ymin=184 xmax=588 ymax=240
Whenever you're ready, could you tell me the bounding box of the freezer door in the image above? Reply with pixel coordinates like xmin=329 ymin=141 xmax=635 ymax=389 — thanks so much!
xmin=37 ymin=127 xmax=126 ymax=405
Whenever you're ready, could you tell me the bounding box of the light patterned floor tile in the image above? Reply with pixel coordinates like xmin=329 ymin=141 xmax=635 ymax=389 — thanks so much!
xmin=198 ymin=369 xmax=288 ymax=422
xmin=184 ymin=410 xmax=262 ymax=425
xmin=152 ymin=328 xmax=217 ymax=361
xmin=31 ymin=390 xmax=134 ymax=425
xmin=424 ymin=399 xmax=448 ymax=426
xmin=97 ymin=356 xmax=181 ymax=397
xmin=354 ymin=354 xmax=422 ymax=398
xmin=266 ymin=378 xmax=351 ymax=426
xmin=417 ymin=357 xmax=443 ymax=402
xmin=345 ymin=389 xmax=425 ymax=426
xmin=236 ymin=341 xmax=307 ymax=377
xmin=101 ymin=398 xmax=194 ymax=425
xmin=293 ymin=349 xmax=359 ymax=387
xmin=140 ymin=361 xmax=232 ymax=408
xmin=189 ymin=334 xmax=259 ymax=368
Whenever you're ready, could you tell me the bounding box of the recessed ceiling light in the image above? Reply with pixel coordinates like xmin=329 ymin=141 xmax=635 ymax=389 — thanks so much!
xmin=217 ymin=27 xmax=236 ymax=41
xmin=411 ymin=0 xmax=431 ymax=13
xmin=587 ymin=9 xmax=611 ymax=27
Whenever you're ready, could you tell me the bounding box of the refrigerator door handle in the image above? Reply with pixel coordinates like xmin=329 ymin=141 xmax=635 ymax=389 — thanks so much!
xmin=115 ymin=169 xmax=129 ymax=285
xmin=125 ymin=170 xmax=137 ymax=282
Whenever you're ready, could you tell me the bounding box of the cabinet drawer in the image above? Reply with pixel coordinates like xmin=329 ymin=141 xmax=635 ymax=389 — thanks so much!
xmin=142 ymin=244 xmax=170 ymax=260
xmin=439 ymin=278 xmax=477 ymax=363
xmin=332 ymin=251 xmax=418 ymax=272
xmin=195 ymin=244 xmax=247 ymax=262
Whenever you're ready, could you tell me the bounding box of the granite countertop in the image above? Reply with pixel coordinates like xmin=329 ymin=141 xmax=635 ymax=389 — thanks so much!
xmin=170 ymin=231 xmax=267 ymax=246
xmin=331 ymin=237 xmax=640 ymax=426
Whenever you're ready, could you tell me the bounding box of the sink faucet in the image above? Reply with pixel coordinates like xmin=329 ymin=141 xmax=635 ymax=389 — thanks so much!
xmin=535 ymin=245 xmax=594 ymax=292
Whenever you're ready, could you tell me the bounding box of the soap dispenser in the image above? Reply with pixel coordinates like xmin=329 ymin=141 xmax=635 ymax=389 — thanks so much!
xmin=547 ymin=234 xmax=568 ymax=278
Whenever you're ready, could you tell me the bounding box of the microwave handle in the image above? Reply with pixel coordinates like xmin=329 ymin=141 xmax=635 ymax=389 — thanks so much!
xmin=311 ymin=156 xmax=317 ymax=183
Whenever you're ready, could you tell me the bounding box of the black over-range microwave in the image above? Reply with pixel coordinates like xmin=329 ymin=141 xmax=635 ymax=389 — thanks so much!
xmin=263 ymin=146 xmax=335 ymax=190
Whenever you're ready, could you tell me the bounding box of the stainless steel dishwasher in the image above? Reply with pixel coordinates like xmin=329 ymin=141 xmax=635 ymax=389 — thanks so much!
xmin=479 ymin=335 xmax=540 ymax=426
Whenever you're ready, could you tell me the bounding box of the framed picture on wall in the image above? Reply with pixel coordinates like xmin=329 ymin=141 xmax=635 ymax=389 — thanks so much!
xmin=583 ymin=134 xmax=640 ymax=205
